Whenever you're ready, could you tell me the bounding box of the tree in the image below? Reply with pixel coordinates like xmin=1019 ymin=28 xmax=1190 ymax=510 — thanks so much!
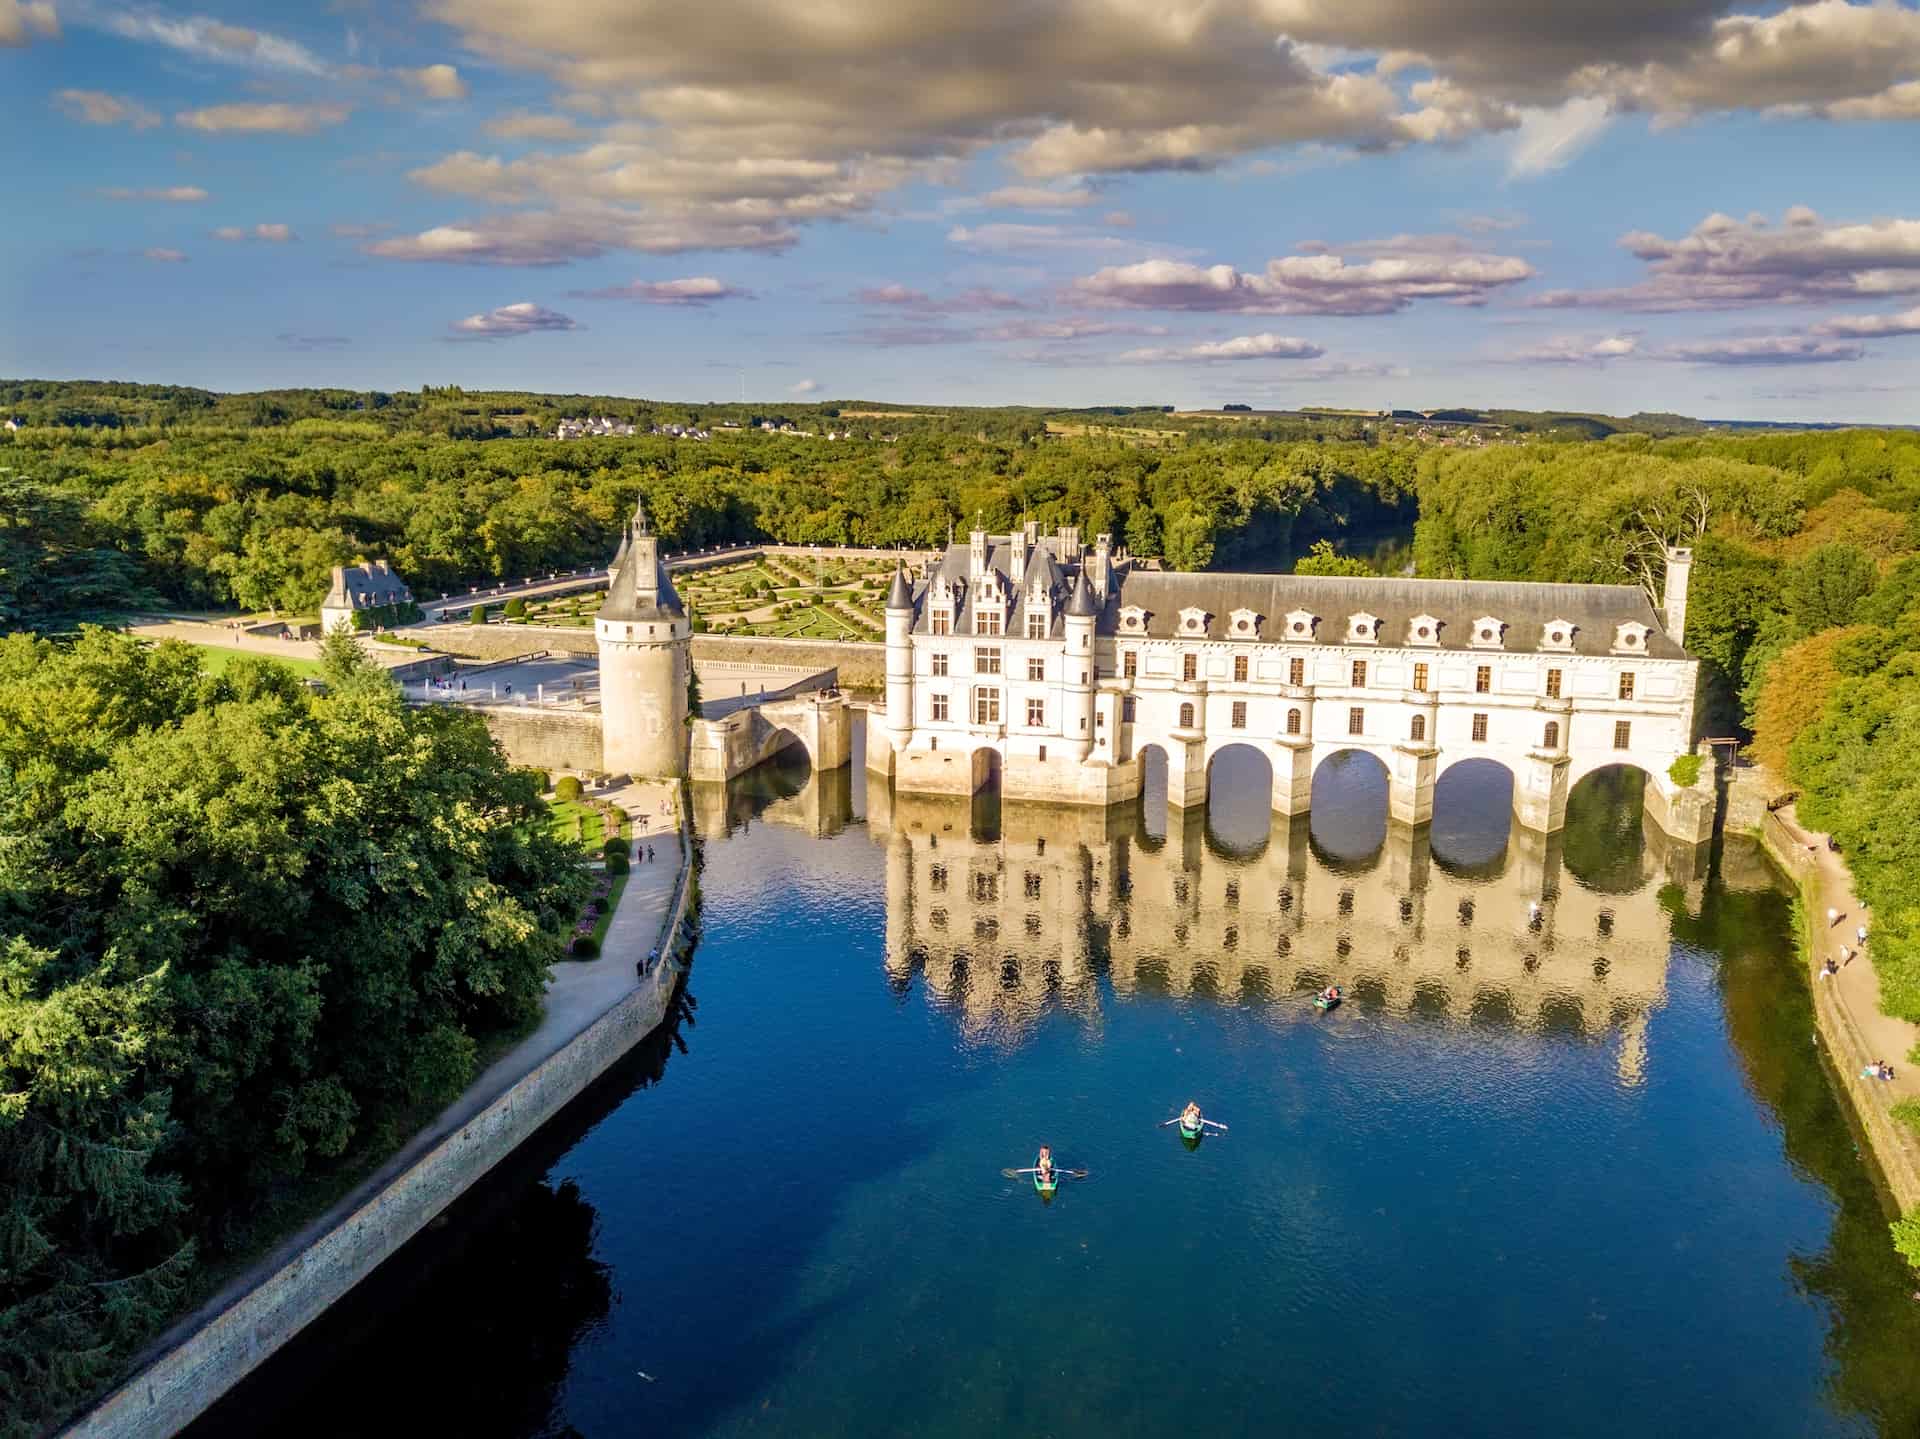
xmin=1293 ymin=539 xmax=1371 ymax=577
xmin=1750 ymin=626 xmax=1855 ymax=776
xmin=1788 ymin=543 xmax=1877 ymax=635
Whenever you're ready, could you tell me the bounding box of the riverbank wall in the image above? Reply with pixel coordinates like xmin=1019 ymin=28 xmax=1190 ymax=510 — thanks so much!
xmin=66 ymin=804 xmax=701 ymax=1439
xmin=1757 ymin=810 xmax=1920 ymax=1214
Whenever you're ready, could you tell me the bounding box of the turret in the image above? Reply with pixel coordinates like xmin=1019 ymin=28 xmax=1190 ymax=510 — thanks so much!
xmin=1063 ymin=574 xmax=1099 ymax=759
xmin=595 ymin=498 xmax=691 ymax=779
xmin=1662 ymin=545 xmax=1692 ymax=649
xmin=884 ymin=563 xmax=915 ymax=741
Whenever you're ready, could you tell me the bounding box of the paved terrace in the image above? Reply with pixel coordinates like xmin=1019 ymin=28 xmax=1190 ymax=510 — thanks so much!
xmin=410 ymin=653 xmax=834 ymax=717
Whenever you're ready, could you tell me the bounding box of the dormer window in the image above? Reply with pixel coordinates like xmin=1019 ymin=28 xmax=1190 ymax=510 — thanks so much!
xmin=1613 ymin=621 xmax=1650 ymax=653
xmin=1118 ymin=605 xmax=1149 ymax=634
xmin=1470 ymin=616 xmax=1507 ymax=649
xmin=1283 ymin=608 xmax=1317 ymax=641
xmin=1177 ymin=606 xmax=1210 ymax=636
xmin=1228 ymin=607 xmax=1261 ymax=639
xmin=1408 ymin=614 xmax=1441 ymax=646
xmin=1540 ymin=619 xmax=1576 ymax=652
xmin=1347 ymin=611 xmax=1380 ymax=644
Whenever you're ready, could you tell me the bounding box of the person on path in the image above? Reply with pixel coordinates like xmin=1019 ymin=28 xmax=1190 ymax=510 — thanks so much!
xmin=1828 ymin=907 xmax=1841 ymax=928
xmin=1858 ymin=925 xmax=1869 ymax=947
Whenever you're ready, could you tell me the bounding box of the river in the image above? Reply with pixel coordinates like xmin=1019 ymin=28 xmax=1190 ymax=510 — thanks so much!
xmin=192 ymin=742 xmax=1920 ymax=1437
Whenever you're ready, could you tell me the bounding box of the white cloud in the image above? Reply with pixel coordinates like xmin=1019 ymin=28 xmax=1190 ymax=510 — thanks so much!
xmin=947 ymin=223 xmax=1140 ymax=255
xmin=1533 ymin=208 xmax=1920 ymax=312
xmin=176 ymin=103 xmax=350 ymax=135
xmin=1074 ymin=240 xmax=1535 ymax=316
xmin=213 ymin=223 xmax=296 ymax=242
xmin=141 ymin=247 xmax=187 ymax=263
xmin=369 ymin=210 xmax=797 ymax=265
xmin=566 ymin=275 xmax=749 ymax=304
xmin=1495 ymin=333 xmax=1640 ymax=364
xmin=484 ymin=110 xmax=588 ymax=141
xmin=96 ymin=9 xmax=328 ymax=75
xmin=945 ymin=185 xmax=1101 ymax=213
xmin=0 ymin=0 xmax=58 ymax=46
xmin=56 ymin=89 xmax=161 ymax=128
xmin=447 ymin=301 xmax=581 ymax=339
xmin=1662 ymin=334 xmax=1864 ymax=365
xmin=1116 ymin=332 xmax=1327 ymax=363
xmin=789 ymin=378 xmax=821 ymax=395
xmin=984 ymin=318 xmax=1169 ymax=342
xmin=102 ymin=185 xmax=209 ymax=202
xmin=404 ymin=63 xmax=468 ymax=100
xmin=1815 ymin=305 xmax=1920 ymax=338
xmin=1506 ymin=97 xmax=1613 ymax=178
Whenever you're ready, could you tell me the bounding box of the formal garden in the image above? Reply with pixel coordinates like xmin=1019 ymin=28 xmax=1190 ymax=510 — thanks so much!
xmin=476 ymin=555 xmax=894 ymax=642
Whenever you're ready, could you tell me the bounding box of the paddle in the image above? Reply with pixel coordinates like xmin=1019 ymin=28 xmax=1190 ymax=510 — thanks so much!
xmin=1201 ymin=1118 xmax=1229 ymax=1131
xmin=1002 ymin=1166 xmax=1089 ymax=1179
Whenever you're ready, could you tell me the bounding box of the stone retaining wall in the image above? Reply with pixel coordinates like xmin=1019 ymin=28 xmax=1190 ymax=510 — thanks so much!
xmin=471 ymin=706 xmax=605 ymax=774
xmin=1758 ymin=811 xmax=1920 ymax=1213
xmin=417 ymin=623 xmax=597 ymax=659
xmin=691 ymin=634 xmax=884 ymax=693
xmin=66 ymin=825 xmax=701 ymax=1439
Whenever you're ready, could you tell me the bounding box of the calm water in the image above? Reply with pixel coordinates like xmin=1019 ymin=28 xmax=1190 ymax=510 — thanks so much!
xmin=195 ymin=744 xmax=1920 ymax=1438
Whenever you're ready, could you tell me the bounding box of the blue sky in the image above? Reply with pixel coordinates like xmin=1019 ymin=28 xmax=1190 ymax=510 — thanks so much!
xmin=5 ymin=0 xmax=1920 ymax=420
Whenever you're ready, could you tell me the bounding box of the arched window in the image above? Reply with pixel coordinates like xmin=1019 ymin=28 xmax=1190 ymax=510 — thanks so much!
xmin=1543 ymin=720 xmax=1560 ymax=748
xmin=1285 ymin=708 xmax=1301 ymax=735
xmin=1410 ymin=714 xmax=1426 ymax=742
xmin=1178 ymin=702 xmax=1196 ymax=728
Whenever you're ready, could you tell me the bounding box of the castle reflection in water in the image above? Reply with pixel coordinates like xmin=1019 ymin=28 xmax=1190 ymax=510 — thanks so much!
xmin=694 ymin=748 xmax=1718 ymax=1087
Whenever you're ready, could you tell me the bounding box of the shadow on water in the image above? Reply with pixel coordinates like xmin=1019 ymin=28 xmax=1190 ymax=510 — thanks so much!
xmin=1308 ymin=749 xmax=1387 ymax=871
xmin=1429 ymin=758 xmax=1512 ymax=879
xmin=187 ymin=984 xmax=701 ymax=1439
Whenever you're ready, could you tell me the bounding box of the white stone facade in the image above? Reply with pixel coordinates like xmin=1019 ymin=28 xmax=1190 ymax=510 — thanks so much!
xmin=867 ymin=529 xmax=1705 ymax=839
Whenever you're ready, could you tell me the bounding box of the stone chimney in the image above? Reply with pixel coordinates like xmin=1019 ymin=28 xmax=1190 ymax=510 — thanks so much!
xmin=969 ymin=528 xmax=988 ymax=581
xmin=1009 ymin=524 xmax=1029 ymax=579
xmin=1056 ymin=525 xmax=1082 ymax=564
xmin=1091 ymin=533 xmax=1112 ymax=602
xmin=1662 ymin=545 xmax=1693 ymax=648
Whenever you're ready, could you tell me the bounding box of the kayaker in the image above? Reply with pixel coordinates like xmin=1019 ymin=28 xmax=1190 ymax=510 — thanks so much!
xmin=1036 ymin=1145 xmax=1055 ymax=1183
xmin=1181 ymin=1101 xmax=1203 ymax=1131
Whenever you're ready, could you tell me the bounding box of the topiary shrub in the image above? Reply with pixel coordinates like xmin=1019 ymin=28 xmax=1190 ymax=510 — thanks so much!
xmin=571 ymin=935 xmax=600 ymax=958
xmin=470 ymin=604 xmax=488 ymax=625
xmin=555 ymin=774 xmax=584 ymax=802
xmin=1668 ymin=754 xmax=1703 ymax=788
xmin=606 ymin=851 xmax=630 ymax=875
xmin=523 ymin=768 xmax=550 ymax=793
xmin=603 ymin=836 xmax=629 ymax=861
xmin=504 ymin=598 xmax=527 ymax=619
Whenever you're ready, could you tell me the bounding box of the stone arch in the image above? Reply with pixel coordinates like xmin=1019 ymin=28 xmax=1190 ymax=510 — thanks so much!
xmin=1204 ymin=742 xmax=1273 ymax=857
xmin=1429 ymin=756 xmax=1514 ymax=877
xmin=1563 ymin=764 xmax=1655 ymax=894
xmin=1308 ymin=747 xmax=1388 ymax=871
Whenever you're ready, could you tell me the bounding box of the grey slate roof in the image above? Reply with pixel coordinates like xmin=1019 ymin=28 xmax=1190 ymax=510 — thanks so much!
xmin=887 ymin=564 xmax=913 ymax=609
xmin=322 ymin=561 xmax=411 ymax=611
xmin=1065 ymin=573 xmax=1098 ymax=617
xmin=598 ymin=505 xmax=685 ymax=622
xmin=910 ymin=538 xmax=1072 ymax=638
xmin=1109 ymin=571 xmax=1684 ymax=658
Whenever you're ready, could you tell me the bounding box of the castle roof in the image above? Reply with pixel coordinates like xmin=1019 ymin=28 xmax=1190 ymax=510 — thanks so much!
xmin=598 ymin=502 xmax=685 ymax=622
xmin=322 ymin=561 xmax=411 ymax=612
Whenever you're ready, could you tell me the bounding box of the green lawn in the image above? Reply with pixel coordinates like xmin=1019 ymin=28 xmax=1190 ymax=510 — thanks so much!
xmin=184 ymin=643 xmax=325 ymax=678
xmin=545 ymin=796 xmax=630 ymax=856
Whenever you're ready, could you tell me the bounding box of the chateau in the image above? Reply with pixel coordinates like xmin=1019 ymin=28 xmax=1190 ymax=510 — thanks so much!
xmin=866 ymin=525 xmax=1707 ymax=840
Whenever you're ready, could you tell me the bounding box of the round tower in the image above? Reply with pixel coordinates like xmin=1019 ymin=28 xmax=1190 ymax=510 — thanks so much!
xmin=880 ymin=562 xmax=916 ymax=761
xmin=1063 ymin=573 xmax=1098 ymax=761
xmin=595 ymin=501 xmax=690 ymax=779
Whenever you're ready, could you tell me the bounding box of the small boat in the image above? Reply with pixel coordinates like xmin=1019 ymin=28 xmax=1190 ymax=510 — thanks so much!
xmin=1033 ymin=1158 xmax=1058 ymax=1195
xmin=1178 ymin=1119 xmax=1203 ymax=1140
xmin=1314 ymin=988 xmax=1342 ymax=1010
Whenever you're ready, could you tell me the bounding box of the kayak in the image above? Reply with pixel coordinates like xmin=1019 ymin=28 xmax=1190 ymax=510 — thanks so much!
xmin=1033 ymin=1159 xmax=1058 ymax=1195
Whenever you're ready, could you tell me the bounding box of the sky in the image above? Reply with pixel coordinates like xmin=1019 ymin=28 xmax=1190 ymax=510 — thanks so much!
xmin=4 ymin=0 xmax=1920 ymax=421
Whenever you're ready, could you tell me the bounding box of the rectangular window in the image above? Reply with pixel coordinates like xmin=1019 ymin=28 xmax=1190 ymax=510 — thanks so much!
xmin=1026 ymin=612 xmax=1046 ymax=639
xmin=1027 ymin=656 xmax=1045 ymax=682
xmin=1123 ymin=650 xmax=1137 ymax=679
xmin=930 ymin=693 xmax=949 ymax=722
xmin=1475 ymin=665 xmax=1491 ymax=694
xmin=1614 ymin=719 xmax=1632 ymax=750
xmin=1122 ymin=696 xmax=1137 ymax=722
xmin=1183 ymin=653 xmax=1198 ymax=681
xmin=1545 ymin=667 xmax=1561 ymax=699
xmin=1025 ymin=872 xmax=1042 ymax=899
xmin=1026 ymin=697 xmax=1045 ymax=726
xmin=1289 ymin=656 xmax=1305 ymax=686
xmin=1348 ymin=707 xmax=1364 ymax=736
xmin=1351 ymin=659 xmax=1367 ymax=688
xmin=1038 ymin=743 xmax=1047 ymax=761
xmin=1096 ymin=711 xmax=1105 ymax=727
xmin=1413 ymin=662 xmax=1429 ymax=692
xmin=977 ymin=608 xmax=1001 ymax=636
xmin=1471 ymin=712 xmax=1488 ymax=742
xmin=974 ymin=687 xmax=1001 ymax=724
xmin=931 ymin=612 xmax=951 ymax=636
xmin=1233 ymin=654 xmax=1249 ymax=682
xmin=931 ymin=652 xmax=948 ymax=677
xmin=977 ymin=646 xmax=1001 ymax=675
xmin=1619 ymin=671 xmax=1635 ymax=700
xmin=930 ymin=863 xmax=947 ymax=892
xmin=1231 ymin=700 xmax=1247 ymax=729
